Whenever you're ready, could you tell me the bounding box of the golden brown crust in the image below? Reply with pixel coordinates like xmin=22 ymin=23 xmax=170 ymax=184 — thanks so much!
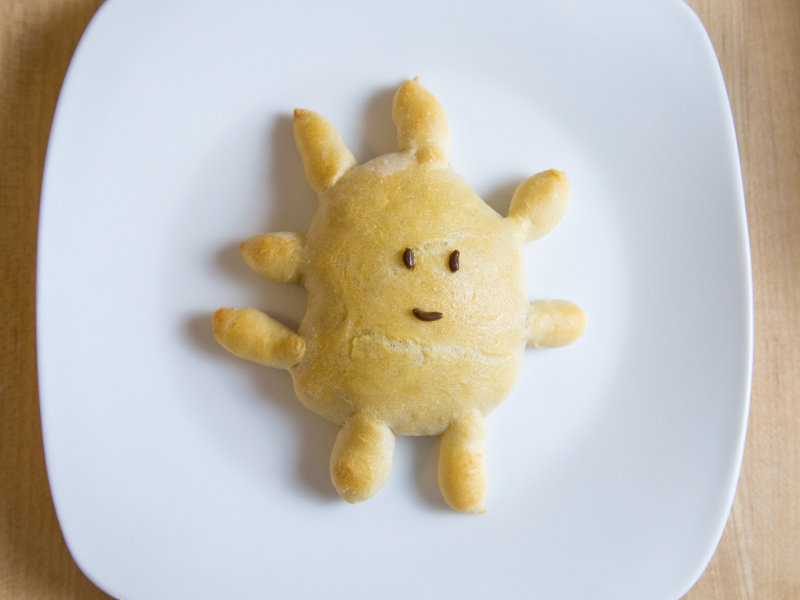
xmin=438 ymin=410 xmax=487 ymax=513
xmin=526 ymin=300 xmax=587 ymax=348
xmin=240 ymin=232 xmax=305 ymax=284
xmin=330 ymin=412 xmax=395 ymax=503
xmin=291 ymin=160 xmax=528 ymax=435
xmin=392 ymin=79 xmax=451 ymax=166
xmin=508 ymin=169 xmax=571 ymax=242
xmin=293 ymin=109 xmax=357 ymax=194
xmin=213 ymin=308 xmax=305 ymax=368
xmin=214 ymin=79 xmax=585 ymax=512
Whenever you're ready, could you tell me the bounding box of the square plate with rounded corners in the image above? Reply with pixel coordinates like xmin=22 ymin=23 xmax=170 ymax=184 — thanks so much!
xmin=37 ymin=0 xmax=752 ymax=598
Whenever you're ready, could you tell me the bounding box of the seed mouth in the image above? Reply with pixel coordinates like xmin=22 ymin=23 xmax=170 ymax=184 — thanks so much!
xmin=413 ymin=308 xmax=443 ymax=321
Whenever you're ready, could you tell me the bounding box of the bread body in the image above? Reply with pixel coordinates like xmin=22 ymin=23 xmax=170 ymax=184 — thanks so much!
xmin=291 ymin=154 xmax=529 ymax=435
xmin=212 ymin=79 xmax=585 ymax=511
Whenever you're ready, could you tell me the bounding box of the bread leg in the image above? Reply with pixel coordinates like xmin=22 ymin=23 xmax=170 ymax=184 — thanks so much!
xmin=438 ymin=410 xmax=487 ymax=514
xmin=330 ymin=413 xmax=395 ymax=503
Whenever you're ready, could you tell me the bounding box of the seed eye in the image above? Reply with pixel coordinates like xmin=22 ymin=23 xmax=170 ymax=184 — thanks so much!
xmin=403 ymin=248 xmax=416 ymax=270
xmin=449 ymin=250 xmax=460 ymax=272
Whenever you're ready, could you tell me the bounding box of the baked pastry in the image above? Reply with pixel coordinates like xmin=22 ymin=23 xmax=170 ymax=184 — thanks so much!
xmin=213 ymin=79 xmax=586 ymax=513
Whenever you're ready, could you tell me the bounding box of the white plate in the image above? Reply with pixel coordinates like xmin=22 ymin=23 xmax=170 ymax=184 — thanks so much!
xmin=37 ymin=0 xmax=752 ymax=598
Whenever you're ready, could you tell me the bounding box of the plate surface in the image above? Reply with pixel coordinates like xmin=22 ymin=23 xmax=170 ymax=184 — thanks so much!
xmin=37 ymin=0 xmax=752 ymax=598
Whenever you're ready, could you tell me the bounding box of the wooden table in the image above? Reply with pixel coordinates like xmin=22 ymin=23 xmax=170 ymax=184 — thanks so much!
xmin=1 ymin=1 xmax=797 ymax=597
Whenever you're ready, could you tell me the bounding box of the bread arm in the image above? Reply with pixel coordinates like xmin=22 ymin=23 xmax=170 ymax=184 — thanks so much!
xmin=508 ymin=170 xmax=571 ymax=242
xmin=213 ymin=307 xmax=305 ymax=368
xmin=240 ymin=232 xmax=305 ymax=284
xmin=526 ymin=300 xmax=586 ymax=348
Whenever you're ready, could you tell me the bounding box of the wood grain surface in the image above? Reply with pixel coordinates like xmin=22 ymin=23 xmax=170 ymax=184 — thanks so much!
xmin=1 ymin=1 xmax=798 ymax=598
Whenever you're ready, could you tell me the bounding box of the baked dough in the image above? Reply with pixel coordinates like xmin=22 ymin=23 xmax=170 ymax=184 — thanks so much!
xmin=213 ymin=79 xmax=586 ymax=513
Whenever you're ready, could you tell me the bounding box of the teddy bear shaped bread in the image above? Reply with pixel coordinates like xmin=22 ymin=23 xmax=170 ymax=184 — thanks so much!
xmin=213 ymin=78 xmax=586 ymax=513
